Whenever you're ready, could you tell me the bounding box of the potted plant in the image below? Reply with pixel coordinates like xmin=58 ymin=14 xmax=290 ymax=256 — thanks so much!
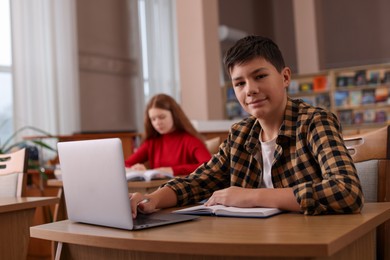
xmin=0 ymin=125 xmax=58 ymax=182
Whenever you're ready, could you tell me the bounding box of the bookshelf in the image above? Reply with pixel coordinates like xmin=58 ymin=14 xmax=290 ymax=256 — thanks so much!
xmin=291 ymin=64 xmax=390 ymax=134
xmin=288 ymin=72 xmax=332 ymax=111
xmin=223 ymin=82 xmax=249 ymax=120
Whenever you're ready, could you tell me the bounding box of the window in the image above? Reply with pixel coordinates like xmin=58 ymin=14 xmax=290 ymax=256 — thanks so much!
xmin=0 ymin=0 xmax=13 ymax=144
xmin=137 ymin=0 xmax=180 ymax=102
xmin=138 ymin=0 xmax=150 ymax=97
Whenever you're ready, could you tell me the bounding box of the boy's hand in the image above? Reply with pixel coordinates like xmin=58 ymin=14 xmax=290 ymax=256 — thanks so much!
xmin=129 ymin=192 xmax=158 ymax=218
xmin=204 ymin=186 xmax=257 ymax=208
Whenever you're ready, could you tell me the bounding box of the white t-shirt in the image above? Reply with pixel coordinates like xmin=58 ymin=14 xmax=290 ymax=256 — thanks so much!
xmin=259 ymin=135 xmax=276 ymax=188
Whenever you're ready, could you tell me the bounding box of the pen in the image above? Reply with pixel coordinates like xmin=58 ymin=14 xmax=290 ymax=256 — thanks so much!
xmin=138 ymin=198 xmax=150 ymax=205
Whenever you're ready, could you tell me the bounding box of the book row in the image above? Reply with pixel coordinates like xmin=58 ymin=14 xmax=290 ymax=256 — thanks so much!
xmin=299 ymin=94 xmax=331 ymax=109
xmin=336 ymin=69 xmax=390 ymax=87
xmin=334 ymin=87 xmax=389 ymax=107
xmin=338 ymin=109 xmax=389 ymax=126
xmin=289 ymin=75 xmax=328 ymax=94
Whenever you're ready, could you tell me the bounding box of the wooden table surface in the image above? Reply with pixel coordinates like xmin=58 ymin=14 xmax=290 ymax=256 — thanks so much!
xmin=0 ymin=197 xmax=59 ymax=260
xmin=47 ymin=178 xmax=168 ymax=191
xmin=0 ymin=197 xmax=59 ymax=213
xmin=30 ymin=202 xmax=390 ymax=259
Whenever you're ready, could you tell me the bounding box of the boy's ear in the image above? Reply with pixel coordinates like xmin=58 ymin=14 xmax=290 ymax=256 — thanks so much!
xmin=282 ymin=67 xmax=291 ymax=88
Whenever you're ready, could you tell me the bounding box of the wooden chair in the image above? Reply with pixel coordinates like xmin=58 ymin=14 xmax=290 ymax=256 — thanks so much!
xmin=0 ymin=148 xmax=28 ymax=197
xmin=343 ymin=126 xmax=390 ymax=260
xmin=205 ymin=137 xmax=221 ymax=155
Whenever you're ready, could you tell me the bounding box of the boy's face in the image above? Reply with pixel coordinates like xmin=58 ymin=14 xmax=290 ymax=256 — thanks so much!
xmin=230 ymin=57 xmax=290 ymax=121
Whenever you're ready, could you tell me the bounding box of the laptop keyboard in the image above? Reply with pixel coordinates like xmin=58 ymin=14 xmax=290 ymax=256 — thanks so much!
xmin=134 ymin=214 xmax=169 ymax=226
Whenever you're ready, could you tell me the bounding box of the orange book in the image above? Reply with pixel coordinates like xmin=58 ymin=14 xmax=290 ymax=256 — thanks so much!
xmin=313 ymin=76 xmax=327 ymax=92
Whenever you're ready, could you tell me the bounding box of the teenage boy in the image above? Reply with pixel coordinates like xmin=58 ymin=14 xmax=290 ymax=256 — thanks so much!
xmin=130 ymin=35 xmax=363 ymax=216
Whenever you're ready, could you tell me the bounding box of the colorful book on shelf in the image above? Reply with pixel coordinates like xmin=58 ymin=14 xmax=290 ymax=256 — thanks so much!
xmin=313 ymin=75 xmax=327 ymax=91
xmin=336 ymin=72 xmax=355 ymax=87
xmin=226 ymin=87 xmax=236 ymax=101
xmin=334 ymin=91 xmax=349 ymax=107
xmin=336 ymin=76 xmax=347 ymax=87
xmin=315 ymin=94 xmax=330 ymax=109
xmin=375 ymin=110 xmax=387 ymax=123
xmin=383 ymin=71 xmax=390 ymax=84
xmin=346 ymin=76 xmax=355 ymax=86
xmin=354 ymin=70 xmax=367 ymax=86
xmin=226 ymin=101 xmax=242 ymax=119
xmin=299 ymin=82 xmax=313 ymax=92
xmin=367 ymin=70 xmax=381 ymax=85
xmin=349 ymin=90 xmax=362 ymax=107
xmin=363 ymin=109 xmax=376 ymax=123
xmin=125 ymin=169 xmax=173 ymax=182
xmin=300 ymin=96 xmax=316 ymax=106
xmin=362 ymin=89 xmax=376 ymax=104
xmin=354 ymin=112 xmax=364 ymax=124
xmin=338 ymin=110 xmax=353 ymax=125
xmin=288 ymin=80 xmax=299 ymax=94
xmin=173 ymin=204 xmax=283 ymax=218
xmin=375 ymin=87 xmax=389 ymax=103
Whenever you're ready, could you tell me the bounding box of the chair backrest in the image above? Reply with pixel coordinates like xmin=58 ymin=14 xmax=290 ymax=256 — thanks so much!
xmin=343 ymin=126 xmax=390 ymax=203
xmin=205 ymin=137 xmax=221 ymax=155
xmin=0 ymin=148 xmax=28 ymax=197
xmin=344 ymin=126 xmax=390 ymax=260
xmin=344 ymin=126 xmax=390 ymax=202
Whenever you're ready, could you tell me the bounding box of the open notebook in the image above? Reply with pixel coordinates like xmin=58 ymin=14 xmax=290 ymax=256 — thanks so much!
xmin=125 ymin=169 xmax=173 ymax=182
xmin=57 ymin=138 xmax=198 ymax=230
xmin=173 ymin=204 xmax=283 ymax=218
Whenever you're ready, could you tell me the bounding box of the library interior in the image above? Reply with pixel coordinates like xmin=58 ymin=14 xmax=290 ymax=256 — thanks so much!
xmin=1 ymin=1 xmax=390 ymax=259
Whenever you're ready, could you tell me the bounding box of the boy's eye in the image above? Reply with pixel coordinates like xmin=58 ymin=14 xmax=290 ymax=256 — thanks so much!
xmin=256 ymin=74 xmax=267 ymax=79
xmin=234 ymin=81 xmax=245 ymax=87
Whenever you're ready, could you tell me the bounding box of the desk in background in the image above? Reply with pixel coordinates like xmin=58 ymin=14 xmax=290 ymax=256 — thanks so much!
xmin=47 ymin=179 xmax=168 ymax=222
xmin=24 ymin=130 xmax=229 ymax=163
xmin=0 ymin=197 xmax=59 ymax=260
xmin=30 ymin=202 xmax=390 ymax=260
xmin=24 ymin=132 xmax=142 ymax=160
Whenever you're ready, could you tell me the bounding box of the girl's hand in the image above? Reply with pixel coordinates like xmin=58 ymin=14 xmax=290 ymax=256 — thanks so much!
xmin=128 ymin=163 xmax=147 ymax=171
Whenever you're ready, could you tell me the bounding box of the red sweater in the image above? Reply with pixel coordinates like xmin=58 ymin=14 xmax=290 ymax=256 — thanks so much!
xmin=124 ymin=131 xmax=211 ymax=176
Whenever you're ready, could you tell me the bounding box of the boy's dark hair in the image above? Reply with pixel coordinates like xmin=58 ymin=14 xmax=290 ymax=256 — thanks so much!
xmin=223 ymin=35 xmax=286 ymax=75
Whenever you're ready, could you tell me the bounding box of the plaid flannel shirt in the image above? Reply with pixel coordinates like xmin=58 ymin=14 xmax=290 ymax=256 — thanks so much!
xmin=164 ymin=98 xmax=364 ymax=215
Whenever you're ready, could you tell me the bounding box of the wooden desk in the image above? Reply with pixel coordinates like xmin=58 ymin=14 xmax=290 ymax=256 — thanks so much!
xmin=24 ymin=132 xmax=142 ymax=160
xmin=30 ymin=202 xmax=390 ymax=260
xmin=0 ymin=197 xmax=59 ymax=260
xmin=200 ymin=130 xmax=229 ymax=143
xmin=47 ymin=179 xmax=167 ymax=194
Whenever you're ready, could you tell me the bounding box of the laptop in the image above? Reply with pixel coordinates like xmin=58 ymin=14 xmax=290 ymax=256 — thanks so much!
xmin=57 ymin=138 xmax=198 ymax=230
